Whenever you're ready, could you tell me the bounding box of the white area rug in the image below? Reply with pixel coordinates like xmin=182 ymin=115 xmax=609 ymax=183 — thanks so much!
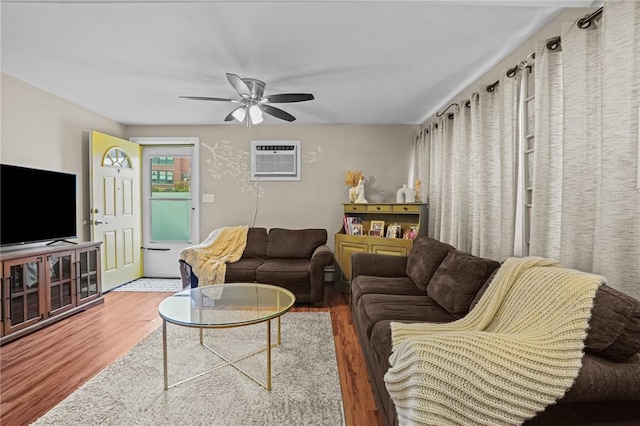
xmin=32 ymin=312 xmax=345 ymax=426
xmin=112 ymin=278 xmax=183 ymax=292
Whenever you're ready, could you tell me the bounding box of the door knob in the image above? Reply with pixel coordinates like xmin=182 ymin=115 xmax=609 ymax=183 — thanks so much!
xmin=93 ymin=220 xmax=108 ymax=225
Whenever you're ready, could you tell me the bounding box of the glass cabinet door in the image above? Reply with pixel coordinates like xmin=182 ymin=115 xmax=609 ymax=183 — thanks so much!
xmin=47 ymin=251 xmax=76 ymax=316
xmin=3 ymin=255 xmax=45 ymax=334
xmin=77 ymin=247 xmax=101 ymax=304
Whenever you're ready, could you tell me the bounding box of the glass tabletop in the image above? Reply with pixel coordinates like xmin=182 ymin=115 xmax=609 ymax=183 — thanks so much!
xmin=158 ymin=283 xmax=296 ymax=328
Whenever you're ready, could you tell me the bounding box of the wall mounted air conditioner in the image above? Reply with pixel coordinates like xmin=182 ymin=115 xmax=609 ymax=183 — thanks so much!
xmin=250 ymin=140 xmax=301 ymax=181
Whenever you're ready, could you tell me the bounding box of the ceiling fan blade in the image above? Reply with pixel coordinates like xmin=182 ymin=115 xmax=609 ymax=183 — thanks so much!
xmin=259 ymin=104 xmax=296 ymax=122
xmin=226 ymin=73 xmax=251 ymax=97
xmin=264 ymin=93 xmax=314 ymax=103
xmin=179 ymin=96 xmax=235 ymax=102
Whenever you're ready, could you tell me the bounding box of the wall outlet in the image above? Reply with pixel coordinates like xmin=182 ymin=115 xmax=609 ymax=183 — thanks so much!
xmin=202 ymin=193 xmax=215 ymax=203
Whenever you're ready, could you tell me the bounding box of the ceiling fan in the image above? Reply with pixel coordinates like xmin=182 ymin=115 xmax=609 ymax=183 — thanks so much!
xmin=179 ymin=73 xmax=314 ymax=125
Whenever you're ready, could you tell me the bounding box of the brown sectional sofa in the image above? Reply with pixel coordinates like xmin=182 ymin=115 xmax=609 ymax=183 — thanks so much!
xmin=351 ymin=236 xmax=640 ymax=425
xmin=180 ymin=227 xmax=334 ymax=306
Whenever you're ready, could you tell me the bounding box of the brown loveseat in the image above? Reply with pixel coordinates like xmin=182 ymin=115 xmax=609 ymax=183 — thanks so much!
xmin=179 ymin=227 xmax=334 ymax=306
xmin=351 ymin=236 xmax=640 ymax=425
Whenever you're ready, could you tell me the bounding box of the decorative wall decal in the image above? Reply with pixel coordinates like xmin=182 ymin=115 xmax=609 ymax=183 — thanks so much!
xmin=303 ymin=145 xmax=324 ymax=163
xmin=201 ymin=141 xmax=264 ymax=197
xmin=202 ymin=141 xmax=324 ymax=196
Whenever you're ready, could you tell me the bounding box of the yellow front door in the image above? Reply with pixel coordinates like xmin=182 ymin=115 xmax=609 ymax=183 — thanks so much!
xmin=90 ymin=131 xmax=142 ymax=291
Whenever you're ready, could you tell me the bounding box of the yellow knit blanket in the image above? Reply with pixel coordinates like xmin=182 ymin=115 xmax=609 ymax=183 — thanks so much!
xmin=384 ymin=257 xmax=604 ymax=426
xmin=179 ymin=225 xmax=248 ymax=286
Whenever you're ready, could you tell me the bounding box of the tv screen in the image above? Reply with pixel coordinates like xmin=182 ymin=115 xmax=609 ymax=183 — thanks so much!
xmin=1 ymin=164 xmax=77 ymax=246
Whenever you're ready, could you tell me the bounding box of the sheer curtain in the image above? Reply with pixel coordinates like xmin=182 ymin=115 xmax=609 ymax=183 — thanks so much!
xmin=530 ymin=0 xmax=640 ymax=299
xmin=416 ymin=73 xmax=520 ymax=261
xmin=470 ymin=78 xmax=519 ymax=260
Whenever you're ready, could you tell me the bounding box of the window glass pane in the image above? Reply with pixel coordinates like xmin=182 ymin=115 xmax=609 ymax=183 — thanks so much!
xmin=150 ymin=199 xmax=190 ymax=241
xmin=150 ymin=156 xmax=190 ymax=198
xmin=149 ymin=154 xmax=191 ymax=241
xmin=103 ymin=148 xmax=132 ymax=169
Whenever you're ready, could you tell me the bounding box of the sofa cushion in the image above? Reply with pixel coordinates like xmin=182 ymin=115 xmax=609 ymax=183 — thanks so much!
xmin=225 ymin=258 xmax=264 ymax=282
xmin=241 ymin=227 xmax=268 ymax=259
xmin=356 ymin=293 xmax=457 ymax=338
xmin=256 ymin=258 xmax=310 ymax=285
xmin=406 ymin=237 xmax=455 ymax=291
xmin=584 ymin=285 xmax=640 ymax=360
xmin=266 ymin=228 xmax=327 ymax=259
xmin=427 ymin=250 xmax=500 ymax=315
xmin=351 ymin=276 xmax=425 ymax=305
xmin=560 ymin=353 xmax=640 ymax=402
xmin=468 ymin=267 xmax=500 ymax=311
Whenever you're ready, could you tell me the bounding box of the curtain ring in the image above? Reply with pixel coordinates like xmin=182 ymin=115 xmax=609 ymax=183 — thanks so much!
xmin=487 ymin=81 xmax=499 ymax=92
xmin=578 ymin=18 xmax=591 ymax=29
xmin=547 ymin=36 xmax=561 ymax=51
xmin=448 ymin=113 xmax=454 ymax=120
xmin=465 ymin=100 xmax=471 ymax=108
xmin=506 ymin=68 xmax=517 ymax=78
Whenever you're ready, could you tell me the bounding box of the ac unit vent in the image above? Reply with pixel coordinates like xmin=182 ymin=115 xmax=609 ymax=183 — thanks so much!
xmin=250 ymin=141 xmax=301 ymax=181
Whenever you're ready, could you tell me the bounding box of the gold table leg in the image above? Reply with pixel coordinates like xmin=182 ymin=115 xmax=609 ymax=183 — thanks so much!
xmin=164 ymin=315 xmax=285 ymax=391
xmin=266 ymin=319 xmax=272 ymax=390
xmin=162 ymin=319 xmax=168 ymax=390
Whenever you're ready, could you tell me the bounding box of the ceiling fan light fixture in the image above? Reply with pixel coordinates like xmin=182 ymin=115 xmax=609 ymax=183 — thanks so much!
xmin=249 ymin=105 xmax=263 ymax=124
xmin=231 ymin=107 xmax=247 ymax=122
xmin=180 ymin=73 xmax=314 ymax=125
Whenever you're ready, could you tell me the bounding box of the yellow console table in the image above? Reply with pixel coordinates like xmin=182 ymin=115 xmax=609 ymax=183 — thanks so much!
xmin=334 ymin=203 xmax=428 ymax=293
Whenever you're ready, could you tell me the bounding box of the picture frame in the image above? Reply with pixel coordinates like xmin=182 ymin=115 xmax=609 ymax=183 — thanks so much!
xmin=408 ymin=224 xmax=419 ymax=239
xmin=386 ymin=224 xmax=400 ymax=238
xmin=352 ymin=224 xmax=363 ymax=236
xmin=368 ymin=229 xmax=381 ymax=237
xmin=370 ymin=220 xmax=385 ymax=234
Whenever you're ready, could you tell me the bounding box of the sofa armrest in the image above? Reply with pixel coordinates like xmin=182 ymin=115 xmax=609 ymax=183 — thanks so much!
xmin=311 ymin=245 xmax=334 ymax=267
xmin=351 ymin=253 xmax=408 ymax=279
xmin=309 ymin=245 xmax=334 ymax=306
xmin=178 ymin=259 xmax=198 ymax=288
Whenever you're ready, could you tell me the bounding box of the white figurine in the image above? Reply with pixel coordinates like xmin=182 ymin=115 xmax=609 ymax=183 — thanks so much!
xmin=354 ymin=176 xmax=368 ymax=204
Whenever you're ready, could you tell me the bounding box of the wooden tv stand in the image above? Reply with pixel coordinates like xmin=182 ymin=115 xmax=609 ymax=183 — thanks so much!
xmin=0 ymin=242 xmax=103 ymax=345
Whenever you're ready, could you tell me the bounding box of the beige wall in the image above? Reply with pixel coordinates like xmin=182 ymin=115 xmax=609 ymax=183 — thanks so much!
xmin=126 ymin=124 xmax=416 ymax=248
xmin=1 ymin=73 xmax=126 ymax=242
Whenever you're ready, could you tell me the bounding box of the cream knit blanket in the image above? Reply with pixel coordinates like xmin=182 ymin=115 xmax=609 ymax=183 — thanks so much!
xmin=384 ymin=256 xmax=604 ymax=426
xmin=179 ymin=225 xmax=248 ymax=286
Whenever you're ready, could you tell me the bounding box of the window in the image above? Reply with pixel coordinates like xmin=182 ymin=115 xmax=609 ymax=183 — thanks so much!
xmin=152 ymin=156 xmax=174 ymax=165
xmin=103 ymin=147 xmax=132 ymax=168
xmin=152 ymin=171 xmax=174 ymax=184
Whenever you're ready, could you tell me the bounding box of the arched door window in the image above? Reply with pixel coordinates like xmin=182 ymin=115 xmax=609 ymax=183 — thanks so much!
xmin=103 ymin=147 xmax=132 ymax=169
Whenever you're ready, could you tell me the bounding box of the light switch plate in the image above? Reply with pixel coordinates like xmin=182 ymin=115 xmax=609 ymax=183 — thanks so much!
xmin=202 ymin=194 xmax=215 ymax=203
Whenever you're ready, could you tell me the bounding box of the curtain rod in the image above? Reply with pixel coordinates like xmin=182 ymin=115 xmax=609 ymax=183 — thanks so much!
xmin=486 ymin=7 xmax=603 ymax=92
xmin=578 ymin=6 xmax=603 ymax=29
xmin=434 ymin=6 xmax=603 ymax=119
xmin=435 ymin=100 xmax=472 ymax=118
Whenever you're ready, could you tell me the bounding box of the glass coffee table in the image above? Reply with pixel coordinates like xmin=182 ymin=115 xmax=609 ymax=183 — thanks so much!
xmin=158 ymin=283 xmax=295 ymax=391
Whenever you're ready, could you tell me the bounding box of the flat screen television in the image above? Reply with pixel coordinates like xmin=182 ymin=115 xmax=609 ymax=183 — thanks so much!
xmin=1 ymin=164 xmax=77 ymax=246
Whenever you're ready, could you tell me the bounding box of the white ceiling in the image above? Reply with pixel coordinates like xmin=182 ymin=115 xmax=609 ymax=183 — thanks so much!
xmin=1 ymin=0 xmax=598 ymax=126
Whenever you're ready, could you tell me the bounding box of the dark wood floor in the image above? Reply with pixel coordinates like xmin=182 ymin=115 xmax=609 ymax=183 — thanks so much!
xmin=0 ymin=285 xmax=383 ymax=426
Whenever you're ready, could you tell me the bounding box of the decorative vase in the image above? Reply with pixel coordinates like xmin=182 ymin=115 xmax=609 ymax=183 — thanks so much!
xmin=353 ymin=177 xmax=368 ymax=203
xmin=349 ymin=186 xmax=358 ymax=203
xmin=396 ymin=184 xmax=416 ymax=203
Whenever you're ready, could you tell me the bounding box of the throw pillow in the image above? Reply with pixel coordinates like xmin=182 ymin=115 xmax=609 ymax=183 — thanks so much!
xmin=427 ymin=250 xmax=500 ymax=315
xmin=406 ymin=237 xmax=455 ymax=291
xmin=584 ymin=284 xmax=640 ymax=360
xmin=266 ymin=228 xmax=327 ymax=259
xmin=241 ymin=227 xmax=268 ymax=259
xmin=468 ymin=266 xmax=500 ymax=312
